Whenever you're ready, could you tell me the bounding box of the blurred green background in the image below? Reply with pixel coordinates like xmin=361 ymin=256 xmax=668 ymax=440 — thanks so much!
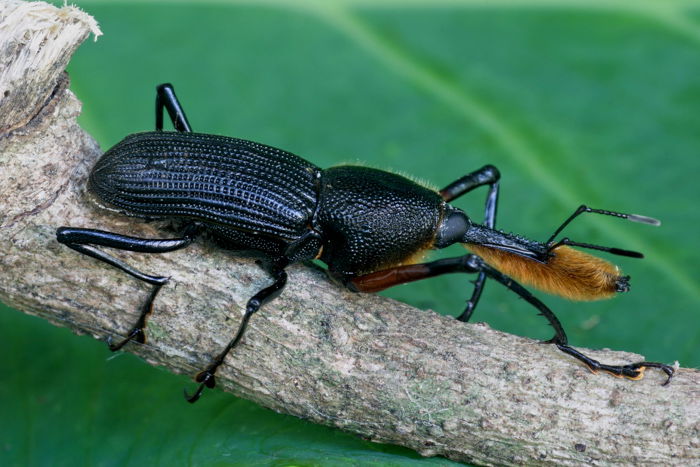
xmin=2 ymin=1 xmax=699 ymax=465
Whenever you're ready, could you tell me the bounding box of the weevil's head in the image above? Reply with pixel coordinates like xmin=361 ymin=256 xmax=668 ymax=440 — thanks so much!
xmin=434 ymin=205 xmax=473 ymax=249
xmin=434 ymin=205 xmax=635 ymax=301
xmin=435 ymin=205 xmax=546 ymax=261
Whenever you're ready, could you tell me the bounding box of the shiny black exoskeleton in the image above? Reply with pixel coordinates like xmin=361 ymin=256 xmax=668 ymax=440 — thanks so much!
xmin=57 ymin=84 xmax=673 ymax=402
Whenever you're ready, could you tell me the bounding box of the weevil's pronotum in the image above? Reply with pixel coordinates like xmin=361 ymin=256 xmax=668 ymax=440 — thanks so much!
xmin=57 ymin=84 xmax=674 ymax=402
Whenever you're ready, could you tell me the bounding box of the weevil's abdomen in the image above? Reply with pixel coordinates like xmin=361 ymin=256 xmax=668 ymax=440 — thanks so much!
xmin=317 ymin=166 xmax=443 ymax=275
xmin=89 ymin=132 xmax=320 ymax=241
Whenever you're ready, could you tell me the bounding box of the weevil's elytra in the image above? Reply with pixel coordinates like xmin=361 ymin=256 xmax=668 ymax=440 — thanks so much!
xmin=56 ymin=83 xmax=674 ymax=402
xmin=90 ymin=132 xmax=320 ymax=241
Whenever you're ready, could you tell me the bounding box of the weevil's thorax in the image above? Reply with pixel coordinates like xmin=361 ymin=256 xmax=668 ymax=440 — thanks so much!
xmin=317 ymin=166 xmax=444 ymax=275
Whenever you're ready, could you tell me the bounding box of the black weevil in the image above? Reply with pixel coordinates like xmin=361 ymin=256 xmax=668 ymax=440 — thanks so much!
xmin=56 ymin=84 xmax=674 ymax=402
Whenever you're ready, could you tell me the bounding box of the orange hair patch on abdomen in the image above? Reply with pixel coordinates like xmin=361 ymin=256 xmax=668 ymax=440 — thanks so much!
xmin=466 ymin=244 xmax=625 ymax=301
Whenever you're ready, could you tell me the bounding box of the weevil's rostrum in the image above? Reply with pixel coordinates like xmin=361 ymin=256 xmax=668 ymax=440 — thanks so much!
xmin=56 ymin=84 xmax=674 ymax=402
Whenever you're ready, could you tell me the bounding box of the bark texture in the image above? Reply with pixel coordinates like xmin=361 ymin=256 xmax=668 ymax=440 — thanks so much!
xmin=0 ymin=2 xmax=698 ymax=465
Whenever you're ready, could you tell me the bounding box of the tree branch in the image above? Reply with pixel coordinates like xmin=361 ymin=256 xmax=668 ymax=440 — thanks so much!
xmin=1 ymin=2 xmax=697 ymax=465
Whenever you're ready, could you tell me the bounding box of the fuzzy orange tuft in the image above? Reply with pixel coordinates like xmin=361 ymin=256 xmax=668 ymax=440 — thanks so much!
xmin=466 ymin=244 xmax=626 ymax=301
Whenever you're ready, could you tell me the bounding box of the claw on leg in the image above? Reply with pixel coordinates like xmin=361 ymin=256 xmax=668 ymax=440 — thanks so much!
xmin=185 ymin=370 xmax=217 ymax=403
xmin=106 ymin=283 xmax=163 ymax=352
xmin=556 ymin=343 xmax=674 ymax=385
xmin=107 ymin=328 xmax=145 ymax=351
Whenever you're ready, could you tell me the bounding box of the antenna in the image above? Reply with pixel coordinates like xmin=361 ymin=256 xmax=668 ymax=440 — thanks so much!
xmin=545 ymin=205 xmax=659 ymax=258
xmin=548 ymin=238 xmax=644 ymax=258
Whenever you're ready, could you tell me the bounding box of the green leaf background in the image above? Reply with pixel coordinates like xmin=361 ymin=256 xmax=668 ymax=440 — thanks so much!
xmin=2 ymin=1 xmax=699 ymax=465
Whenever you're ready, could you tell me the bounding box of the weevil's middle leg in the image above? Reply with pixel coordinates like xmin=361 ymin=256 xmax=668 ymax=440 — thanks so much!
xmin=185 ymin=260 xmax=289 ymax=403
xmin=438 ymin=165 xmax=500 ymax=322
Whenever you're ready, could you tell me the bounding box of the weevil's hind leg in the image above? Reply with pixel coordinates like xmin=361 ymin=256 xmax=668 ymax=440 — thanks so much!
xmin=185 ymin=259 xmax=289 ymax=403
xmin=438 ymin=165 xmax=501 ymax=322
xmin=56 ymin=223 xmax=203 ymax=349
xmin=347 ymin=254 xmax=674 ymax=384
xmin=156 ymin=83 xmax=192 ymax=132
xmin=107 ymin=282 xmax=163 ymax=350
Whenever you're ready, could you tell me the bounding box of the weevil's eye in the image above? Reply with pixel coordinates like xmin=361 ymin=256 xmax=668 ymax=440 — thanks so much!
xmin=435 ymin=206 xmax=471 ymax=248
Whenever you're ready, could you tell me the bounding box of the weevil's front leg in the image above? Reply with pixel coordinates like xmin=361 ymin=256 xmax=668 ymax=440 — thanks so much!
xmin=438 ymin=165 xmax=500 ymax=322
xmin=556 ymin=345 xmax=674 ymax=385
xmin=462 ymin=254 xmax=675 ymax=385
xmin=56 ymin=223 xmax=203 ymax=349
xmin=346 ymin=256 xmax=475 ymax=293
xmin=439 ymin=164 xmax=500 ymax=205
xmin=346 ymin=254 xmax=674 ymax=385
xmin=185 ymin=260 xmax=289 ymax=403
xmin=345 ymin=255 xmax=569 ymax=340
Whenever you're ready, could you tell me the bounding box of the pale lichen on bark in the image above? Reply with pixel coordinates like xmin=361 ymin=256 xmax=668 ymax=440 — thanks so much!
xmin=0 ymin=2 xmax=698 ymax=465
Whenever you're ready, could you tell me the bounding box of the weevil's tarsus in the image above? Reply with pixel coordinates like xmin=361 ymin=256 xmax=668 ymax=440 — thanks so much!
xmin=556 ymin=344 xmax=674 ymax=385
xmin=107 ymin=283 xmax=164 ymax=351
